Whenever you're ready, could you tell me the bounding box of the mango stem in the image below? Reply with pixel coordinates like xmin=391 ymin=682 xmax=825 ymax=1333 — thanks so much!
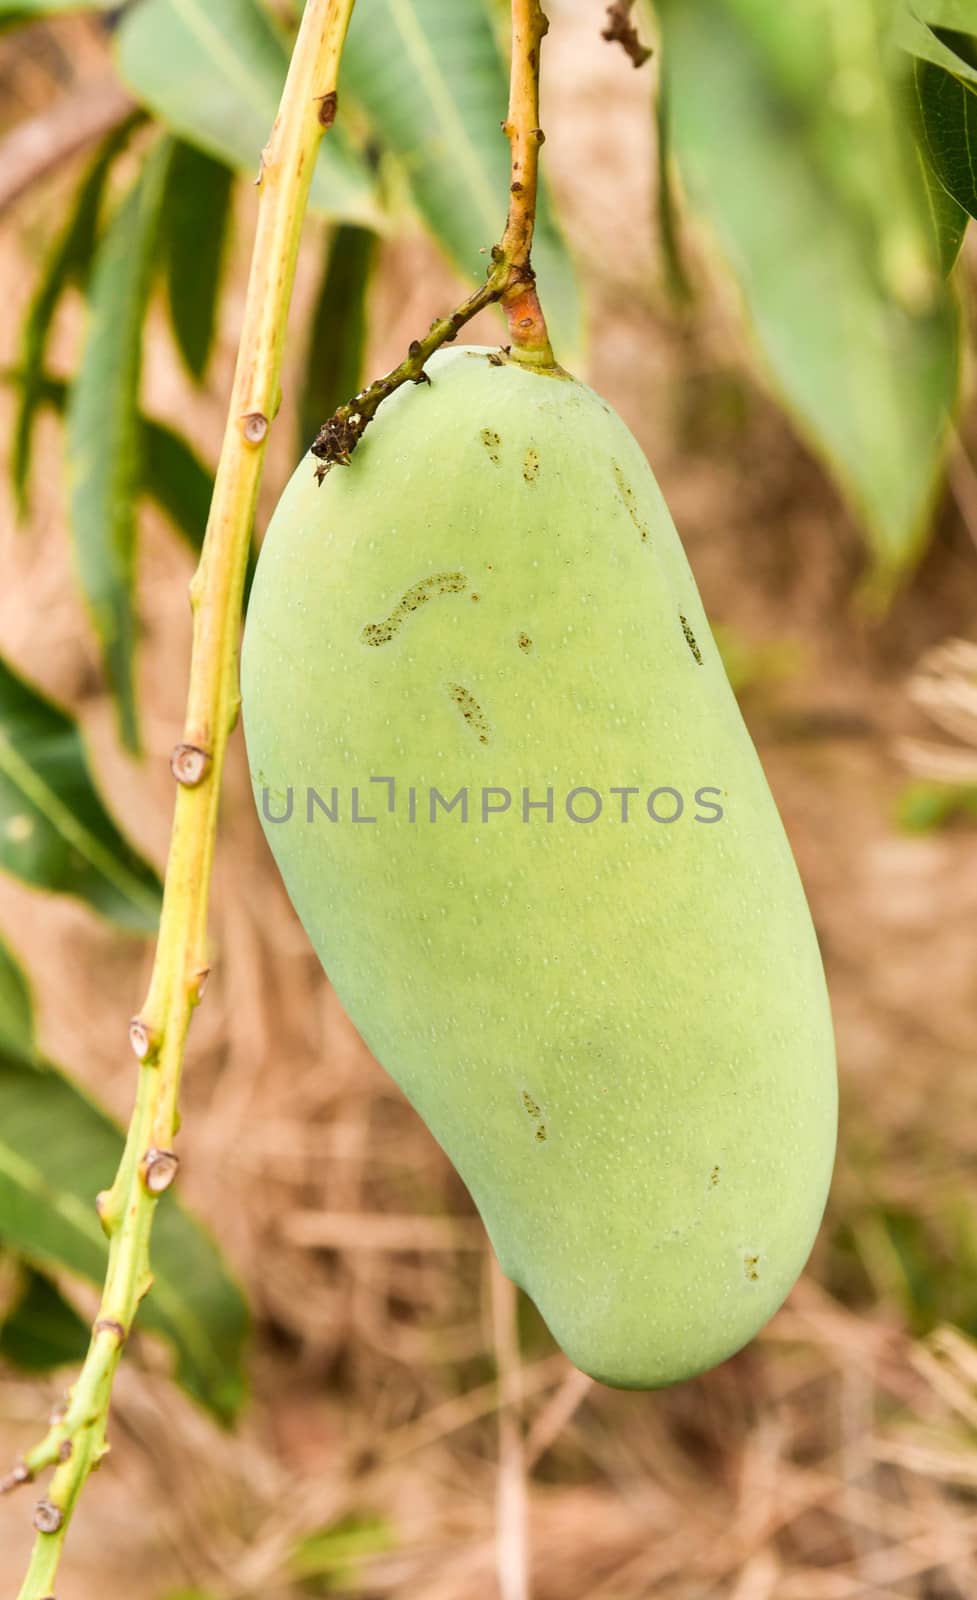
xmin=312 ymin=0 xmax=558 ymax=475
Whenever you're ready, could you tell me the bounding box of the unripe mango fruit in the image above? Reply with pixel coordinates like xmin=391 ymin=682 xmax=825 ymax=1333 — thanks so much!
xmin=241 ymin=346 xmax=837 ymax=1388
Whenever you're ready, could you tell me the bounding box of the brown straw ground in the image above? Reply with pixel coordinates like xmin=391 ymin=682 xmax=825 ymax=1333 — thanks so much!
xmin=3 ymin=8 xmax=977 ymax=1597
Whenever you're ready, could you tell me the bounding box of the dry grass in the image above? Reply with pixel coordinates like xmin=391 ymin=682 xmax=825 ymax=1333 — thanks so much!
xmin=2 ymin=6 xmax=977 ymax=1597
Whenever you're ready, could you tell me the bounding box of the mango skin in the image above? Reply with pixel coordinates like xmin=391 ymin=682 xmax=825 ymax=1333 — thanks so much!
xmin=241 ymin=346 xmax=837 ymax=1388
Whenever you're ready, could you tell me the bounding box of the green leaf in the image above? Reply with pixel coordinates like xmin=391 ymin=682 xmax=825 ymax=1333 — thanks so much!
xmin=897 ymin=3 xmax=977 ymax=84
xmin=0 ymin=935 xmax=35 ymax=1061
xmin=0 ymin=1267 xmax=89 ymax=1373
xmin=3 ymin=370 xmax=255 ymax=599
xmin=299 ymin=224 xmax=376 ymax=453
xmin=67 ymin=137 xmax=173 ymax=754
xmin=13 ymin=116 xmax=139 ymax=519
xmin=290 ymin=1512 xmax=396 ymax=1588
xmin=0 ymin=1049 xmax=249 ymax=1420
xmin=0 ymin=651 xmax=162 ymax=933
xmin=914 ymin=55 xmax=977 ymax=221
xmin=162 ymin=141 xmax=234 ymax=382
xmin=340 ymin=0 xmax=583 ymax=366
xmin=114 ymin=0 xmax=380 ymax=227
xmin=142 ymin=419 xmax=258 ymax=600
xmin=917 ymin=140 xmax=970 ymax=271
xmin=660 ymin=0 xmax=959 ymax=585
xmin=142 ymin=419 xmax=214 ymax=552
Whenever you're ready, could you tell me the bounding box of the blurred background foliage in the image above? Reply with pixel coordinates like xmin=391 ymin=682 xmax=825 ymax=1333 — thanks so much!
xmin=2 ymin=0 xmax=977 ymax=1595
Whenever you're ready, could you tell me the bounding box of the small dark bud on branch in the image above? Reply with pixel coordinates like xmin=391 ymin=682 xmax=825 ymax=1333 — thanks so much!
xmin=316 ymin=90 xmax=338 ymax=127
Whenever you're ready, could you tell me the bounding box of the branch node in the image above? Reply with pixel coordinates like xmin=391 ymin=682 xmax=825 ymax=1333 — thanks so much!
xmin=127 ymin=1017 xmax=156 ymax=1062
xmin=94 ymin=1190 xmax=113 ymax=1237
xmin=141 ymin=1148 xmax=180 ymax=1195
xmin=191 ymin=966 xmax=211 ymax=1003
xmin=0 ymin=1462 xmax=31 ymax=1495
xmin=33 ymin=1500 xmax=64 ymax=1535
xmin=93 ymin=1319 xmax=126 ymax=1346
xmin=170 ymin=743 xmax=212 ymax=787
xmin=316 ymin=90 xmax=339 ymax=127
xmin=239 ymin=411 xmax=269 ymax=445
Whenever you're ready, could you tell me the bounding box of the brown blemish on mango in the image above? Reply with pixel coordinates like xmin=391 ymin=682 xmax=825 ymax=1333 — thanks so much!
xmin=744 ymin=1252 xmax=760 ymax=1282
xmin=362 ymin=572 xmax=466 ymax=646
xmin=517 ymin=633 xmax=533 ymax=653
xmin=447 ymin=683 xmax=490 ymax=744
xmin=612 ymin=461 xmax=650 ymax=542
xmin=523 ymin=447 xmax=540 ymax=484
xmin=480 ymin=428 xmax=502 ymax=465
xmin=680 ymin=614 xmax=703 ymax=665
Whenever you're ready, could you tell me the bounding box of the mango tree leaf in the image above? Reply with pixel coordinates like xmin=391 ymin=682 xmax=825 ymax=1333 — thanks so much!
xmin=5 ymin=370 xmax=255 ymax=598
xmin=897 ymin=3 xmax=977 ymax=82
xmin=0 ymin=1267 xmax=89 ymax=1372
xmin=12 ymin=115 xmax=140 ymax=519
xmin=142 ymin=418 xmax=214 ymax=553
xmin=290 ymin=1512 xmax=396 ymax=1586
xmin=913 ymin=59 xmax=975 ymax=268
xmin=0 ymin=935 xmax=34 ymax=1061
xmin=162 ymin=140 xmax=234 ymax=383
xmin=114 ymin=0 xmax=381 ymax=227
xmin=0 ymin=1048 xmax=249 ymax=1420
xmin=67 ymin=137 xmax=173 ymax=754
xmin=340 ymin=0 xmax=583 ymax=366
xmin=0 ymin=652 xmax=162 ymax=933
xmin=660 ymin=0 xmax=959 ymax=586
xmin=299 ymin=224 xmax=376 ymax=452
xmin=142 ymin=414 xmax=259 ymax=600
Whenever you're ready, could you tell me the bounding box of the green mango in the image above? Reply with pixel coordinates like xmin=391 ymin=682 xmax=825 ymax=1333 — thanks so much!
xmin=241 ymin=346 xmax=837 ymax=1388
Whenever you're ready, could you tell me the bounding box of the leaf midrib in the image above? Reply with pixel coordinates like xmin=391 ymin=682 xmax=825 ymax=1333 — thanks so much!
xmin=0 ymin=730 xmax=160 ymax=921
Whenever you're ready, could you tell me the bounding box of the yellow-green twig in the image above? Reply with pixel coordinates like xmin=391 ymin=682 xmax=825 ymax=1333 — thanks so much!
xmin=7 ymin=3 xmax=356 ymax=1592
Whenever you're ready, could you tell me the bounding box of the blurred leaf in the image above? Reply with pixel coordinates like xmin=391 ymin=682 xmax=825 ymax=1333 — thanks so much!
xmin=4 ymin=370 xmax=255 ymax=596
xmin=12 ymin=116 xmax=139 ymax=520
xmin=142 ymin=419 xmax=214 ymax=552
xmin=0 ymin=934 xmax=34 ymax=1061
xmin=299 ymin=224 xmax=375 ymax=453
xmin=655 ymin=63 xmax=693 ymax=305
xmin=340 ymin=0 xmax=583 ymax=365
xmin=115 ymin=0 xmax=380 ymax=226
xmin=290 ymin=1511 xmax=396 ymax=1590
xmin=660 ymin=0 xmax=959 ymax=586
xmin=0 ymin=1048 xmax=249 ymax=1420
xmin=162 ymin=141 xmax=234 ymax=383
xmin=142 ymin=419 xmax=258 ymax=600
xmin=0 ymin=651 xmax=162 ymax=932
xmin=67 ymin=138 xmax=173 ymax=754
xmin=897 ymin=778 xmax=977 ymax=829
xmin=0 ymin=1267 xmax=89 ymax=1372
